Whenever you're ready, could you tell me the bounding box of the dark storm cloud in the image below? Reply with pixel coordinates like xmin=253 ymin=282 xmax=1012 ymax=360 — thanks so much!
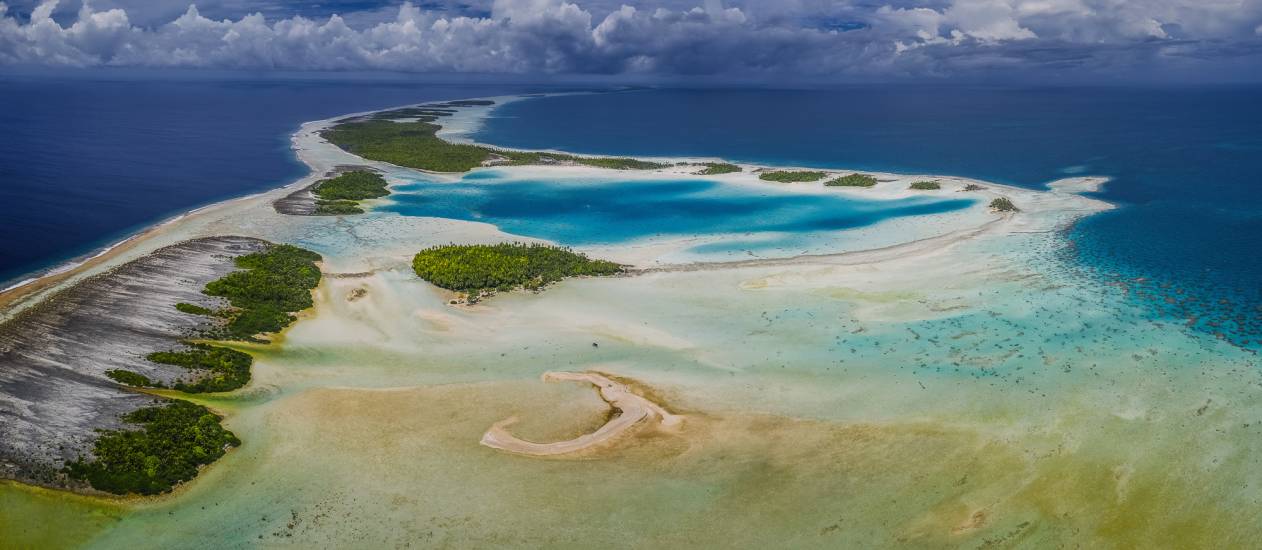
xmin=0 ymin=0 xmax=1259 ymax=81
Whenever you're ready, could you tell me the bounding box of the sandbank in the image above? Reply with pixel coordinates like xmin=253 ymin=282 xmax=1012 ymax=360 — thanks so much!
xmin=480 ymin=371 xmax=681 ymax=456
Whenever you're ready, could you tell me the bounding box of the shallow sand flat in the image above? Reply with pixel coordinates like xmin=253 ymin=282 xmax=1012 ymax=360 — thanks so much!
xmin=187 ymin=208 xmax=1261 ymax=549
xmin=75 ymin=343 xmax=1262 ymax=549
xmin=260 ymin=241 xmax=1260 ymax=548
xmin=0 ymin=481 xmax=124 ymax=547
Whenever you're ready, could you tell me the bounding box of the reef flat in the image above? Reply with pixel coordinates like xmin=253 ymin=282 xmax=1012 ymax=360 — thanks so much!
xmin=0 ymin=236 xmax=269 ymax=488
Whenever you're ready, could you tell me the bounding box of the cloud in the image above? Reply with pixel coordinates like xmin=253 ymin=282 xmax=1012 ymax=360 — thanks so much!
xmin=0 ymin=0 xmax=1260 ymax=81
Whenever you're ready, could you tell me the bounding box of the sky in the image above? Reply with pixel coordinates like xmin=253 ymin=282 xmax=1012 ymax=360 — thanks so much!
xmin=1 ymin=0 xmax=1260 ymax=83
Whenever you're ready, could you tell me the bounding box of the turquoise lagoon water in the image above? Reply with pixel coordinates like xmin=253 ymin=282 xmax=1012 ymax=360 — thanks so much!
xmin=379 ymin=170 xmax=974 ymax=257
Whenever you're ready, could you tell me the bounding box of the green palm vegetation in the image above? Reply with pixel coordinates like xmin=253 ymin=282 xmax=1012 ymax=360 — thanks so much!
xmin=825 ymin=173 xmax=877 ymax=187
xmin=140 ymin=244 xmax=321 ymax=395
xmin=147 ymin=345 xmax=253 ymax=393
xmin=65 ymin=400 xmax=240 ymax=495
xmin=989 ymin=197 xmax=1020 ymax=212
xmin=698 ymin=163 xmax=741 ymax=175
xmin=314 ymin=200 xmax=364 ymax=215
xmin=324 ymin=117 xmax=668 ymax=173
xmin=310 ymin=171 xmax=389 ymax=215
xmin=413 ymin=243 xmax=623 ymax=298
xmin=174 ymin=302 xmax=213 ymax=315
xmin=324 ymin=119 xmax=492 ymax=172
xmin=962 ymin=183 xmax=985 ymax=191
xmin=759 ymin=170 xmax=827 ymax=183
xmin=569 ymin=156 xmax=668 ymax=170
xmin=909 ymin=180 xmax=941 ymax=190
xmin=372 ymin=107 xmax=454 ymax=119
xmin=106 ymin=369 xmax=158 ymax=388
xmin=202 ymin=244 xmax=323 ymax=340
xmin=313 ymin=171 xmax=389 ymax=201
xmin=83 ymin=245 xmax=320 ymax=495
xmin=494 ymin=151 xmax=668 ymax=170
xmin=108 ymin=347 xmax=253 ymax=393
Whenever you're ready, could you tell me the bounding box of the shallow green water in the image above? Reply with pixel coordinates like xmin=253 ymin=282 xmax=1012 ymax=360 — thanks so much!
xmin=37 ymin=225 xmax=1260 ymax=548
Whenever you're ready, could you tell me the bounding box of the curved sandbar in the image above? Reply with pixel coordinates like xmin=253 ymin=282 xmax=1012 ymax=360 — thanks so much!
xmin=481 ymin=371 xmax=681 ymax=456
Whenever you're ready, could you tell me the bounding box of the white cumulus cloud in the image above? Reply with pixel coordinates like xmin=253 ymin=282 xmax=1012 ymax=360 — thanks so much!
xmin=0 ymin=0 xmax=1259 ymax=80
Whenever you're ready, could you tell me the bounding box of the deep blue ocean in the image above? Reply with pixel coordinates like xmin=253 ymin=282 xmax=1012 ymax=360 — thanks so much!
xmin=0 ymin=73 xmax=530 ymax=285
xmin=474 ymin=88 xmax=1262 ymax=348
xmin=1 ymin=78 xmax=1258 ymax=347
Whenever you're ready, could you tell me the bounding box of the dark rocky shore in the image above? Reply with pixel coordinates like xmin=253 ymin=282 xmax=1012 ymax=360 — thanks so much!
xmin=0 ymin=236 xmax=270 ymax=488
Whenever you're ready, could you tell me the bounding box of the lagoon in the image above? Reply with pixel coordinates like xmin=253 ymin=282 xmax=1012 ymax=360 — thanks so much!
xmin=381 ymin=170 xmax=975 ymax=259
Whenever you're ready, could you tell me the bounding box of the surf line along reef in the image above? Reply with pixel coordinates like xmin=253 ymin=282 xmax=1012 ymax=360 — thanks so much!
xmin=0 ymin=94 xmax=1149 ymax=548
